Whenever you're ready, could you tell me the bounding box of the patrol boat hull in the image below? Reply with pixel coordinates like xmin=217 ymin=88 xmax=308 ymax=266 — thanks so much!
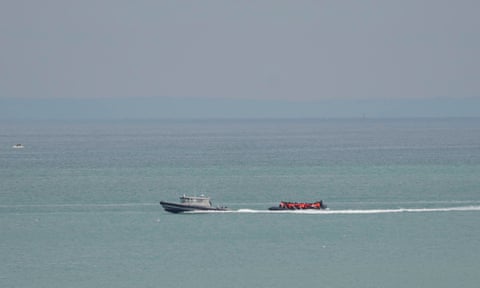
xmin=160 ymin=195 xmax=228 ymax=214
xmin=160 ymin=201 xmax=228 ymax=213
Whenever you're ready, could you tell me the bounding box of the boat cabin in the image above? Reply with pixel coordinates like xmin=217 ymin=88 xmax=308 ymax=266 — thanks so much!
xmin=179 ymin=195 xmax=212 ymax=208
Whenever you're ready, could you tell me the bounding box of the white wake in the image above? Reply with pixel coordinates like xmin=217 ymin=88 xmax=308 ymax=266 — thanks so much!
xmin=233 ymin=206 xmax=480 ymax=214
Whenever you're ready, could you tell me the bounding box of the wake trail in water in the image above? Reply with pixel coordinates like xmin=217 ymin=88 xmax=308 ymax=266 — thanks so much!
xmin=232 ymin=205 xmax=480 ymax=215
xmin=3 ymin=203 xmax=480 ymax=215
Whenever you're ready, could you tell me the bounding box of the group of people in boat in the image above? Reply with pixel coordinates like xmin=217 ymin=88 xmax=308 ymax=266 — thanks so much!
xmin=278 ymin=201 xmax=324 ymax=210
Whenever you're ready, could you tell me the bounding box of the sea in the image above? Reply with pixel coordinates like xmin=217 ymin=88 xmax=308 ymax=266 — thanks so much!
xmin=1 ymin=118 xmax=480 ymax=288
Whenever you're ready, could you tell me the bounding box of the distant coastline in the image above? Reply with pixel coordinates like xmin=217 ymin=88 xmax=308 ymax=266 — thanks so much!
xmin=1 ymin=97 xmax=479 ymax=120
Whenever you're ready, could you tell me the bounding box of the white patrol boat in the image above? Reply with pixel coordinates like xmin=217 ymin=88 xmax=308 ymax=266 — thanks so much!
xmin=160 ymin=195 xmax=228 ymax=213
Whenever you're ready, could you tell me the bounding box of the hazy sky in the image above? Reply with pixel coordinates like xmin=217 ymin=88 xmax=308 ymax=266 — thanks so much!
xmin=1 ymin=0 xmax=479 ymax=118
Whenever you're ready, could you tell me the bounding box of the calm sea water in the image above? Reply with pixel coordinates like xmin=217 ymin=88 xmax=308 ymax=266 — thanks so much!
xmin=1 ymin=118 xmax=480 ymax=288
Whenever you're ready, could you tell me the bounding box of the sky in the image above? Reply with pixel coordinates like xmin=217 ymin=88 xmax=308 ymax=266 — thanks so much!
xmin=1 ymin=0 xmax=479 ymax=119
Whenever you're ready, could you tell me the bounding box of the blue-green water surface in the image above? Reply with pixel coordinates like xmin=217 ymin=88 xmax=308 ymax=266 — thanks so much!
xmin=1 ymin=119 xmax=480 ymax=287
